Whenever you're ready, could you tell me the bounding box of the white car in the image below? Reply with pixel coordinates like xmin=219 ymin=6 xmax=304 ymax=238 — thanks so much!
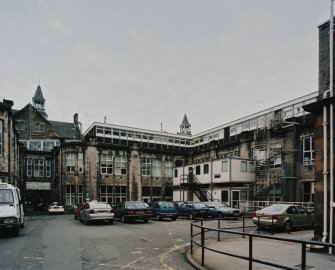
xmin=48 ymin=202 xmax=65 ymax=215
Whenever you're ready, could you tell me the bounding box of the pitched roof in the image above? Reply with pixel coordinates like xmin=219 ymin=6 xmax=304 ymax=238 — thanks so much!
xmin=181 ymin=113 xmax=191 ymax=126
xmin=33 ymin=85 xmax=45 ymax=101
xmin=49 ymin=120 xmax=81 ymax=139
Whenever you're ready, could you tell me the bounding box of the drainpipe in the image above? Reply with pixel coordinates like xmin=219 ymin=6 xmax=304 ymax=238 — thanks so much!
xmin=323 ymin=103 xmax=328 ymax=243
xmin=329 ymin=0 xmax=334 ymax=254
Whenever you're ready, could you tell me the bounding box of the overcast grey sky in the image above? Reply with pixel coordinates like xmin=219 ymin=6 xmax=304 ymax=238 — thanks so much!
xmin=0 ymin=0 xmax=329 ymax=134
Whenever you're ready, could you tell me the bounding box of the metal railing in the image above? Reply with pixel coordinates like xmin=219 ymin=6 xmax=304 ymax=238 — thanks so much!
xmin=190 ymin=218 xmax=335 ymax=270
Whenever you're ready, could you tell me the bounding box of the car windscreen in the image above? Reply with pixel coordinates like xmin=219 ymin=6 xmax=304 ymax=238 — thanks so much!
xmin=160 ymin=202 xmax=174 ymax=208
xmin=0 ymin=189 xmax=14 ymax=204
xmin=193 ymin=203 xmax=207 ymax=209
xmin=93 ymin=203 xmax=110 ymax=209
xmin=261 ymin=205 xmax=287 ymax=212
xmin=126 ymin=202 xmax=148 ymax=209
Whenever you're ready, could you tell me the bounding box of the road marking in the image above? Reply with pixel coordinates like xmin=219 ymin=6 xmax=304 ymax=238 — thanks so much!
xmin=159 ymin=243 xmax=190 ymax=270
xmin=23 ymin=257 xmax=44 ymax=260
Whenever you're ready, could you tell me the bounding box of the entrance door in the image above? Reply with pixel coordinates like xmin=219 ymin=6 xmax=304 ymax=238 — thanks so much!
xmin=232 ymin=190 xmax=240 ymax=208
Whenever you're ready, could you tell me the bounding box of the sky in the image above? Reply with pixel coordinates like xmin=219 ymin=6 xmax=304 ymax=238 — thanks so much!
xmin=0 ymin=0 xmax=330 ymax=134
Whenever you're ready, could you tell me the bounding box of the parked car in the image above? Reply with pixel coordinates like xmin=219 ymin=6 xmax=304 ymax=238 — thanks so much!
xmin=252 ymin=204 xmax=314 ymax=232
xmin=205 ymin=201 xmax=243 ymax=218
xmin=80 ymin=201 xmax=114 ymax=225
xmin=176 ymin=202 xmax=209 ymax=220
xmin=150 ymin=201 xmax=177 ymax=221
xmin=48 ymin=202 xmax=65 ymax=215
xmin=114 ymin=201 xmax=153 ymax=223
xmin=74 ymin=202 xmax=85 ymax=220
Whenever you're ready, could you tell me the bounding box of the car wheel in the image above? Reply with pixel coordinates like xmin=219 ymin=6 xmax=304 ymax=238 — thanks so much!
xmin=110 ymin=220 xmax=114 ymax=225
xmin=144 ymin=219 xmax=148 ymax=223
xmin=13 ymin=227 xmax=19 ymax=237
xmin=172 ymin=217 xmax=177 ymax=221
xmin=156 ymin=214 xmax=161 ymax=221
xmin=20 ymin=222 xmax=24 ymax=228
xmin=84 ymin=218 xmax=90 ymax=225
xmin=217 ymin=212 xmax=223 ymax=219
xmin=74 ymin=215 xmax=77 ymax=220
xmin=283 ymin=221 xmax=293 ymax=233
xmin=121 ymin=216 xmax=127 ymax=223
xmin=189 ymin=214 xmax=193 ymax=220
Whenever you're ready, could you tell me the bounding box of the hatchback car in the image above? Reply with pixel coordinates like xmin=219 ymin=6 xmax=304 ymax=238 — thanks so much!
xmin=80 ymin=201 xmax=114 ymax=225
xmin=114 ymin=201 xmax=153 ymax=223
xmin=48 ymin=202 xmax=65 ymax=215
xmin=205 ymin=201 xmax=243 ymax=218
xmin=176 ymin=202 xmax=209 ymax=220
xmin=150 ymin=201 xmax=177 ymax=221
xmin=252 ymin=204 xmax=314 ymax=232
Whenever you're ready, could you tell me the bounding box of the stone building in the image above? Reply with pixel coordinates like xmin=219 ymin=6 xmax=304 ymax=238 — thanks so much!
xmin=0 ymin=99 xmax=20 ymax=186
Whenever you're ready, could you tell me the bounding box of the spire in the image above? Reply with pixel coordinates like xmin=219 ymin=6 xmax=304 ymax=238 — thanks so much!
xmin=180 ymin=113 xmax=191 ymax=135
xmin=32 ymin=84 xmax=48 ymax=119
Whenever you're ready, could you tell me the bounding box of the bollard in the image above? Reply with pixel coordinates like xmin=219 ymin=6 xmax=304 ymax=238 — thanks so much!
xmin=243 ymin=216 xmax=245 ymax=238
xmin=190 ymin=223 xmax=193 ymax=254
xmin=218 ymin=219 xmax=221 ymax=241
xmin=201 ymin=226 xmax=205 ymax=266
xmin=301 ymin=243 xmax=306 ymax=270
xmin=249 ymin=235 xmax=253 ymax=270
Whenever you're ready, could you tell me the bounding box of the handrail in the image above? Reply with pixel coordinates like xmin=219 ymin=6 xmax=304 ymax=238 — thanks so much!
xmin=190 ymin=218 xmax=335 ymax=270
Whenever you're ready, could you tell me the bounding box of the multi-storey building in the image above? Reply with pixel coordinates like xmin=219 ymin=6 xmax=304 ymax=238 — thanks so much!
xmin=0 ymin=99 xmax=20 ymax=186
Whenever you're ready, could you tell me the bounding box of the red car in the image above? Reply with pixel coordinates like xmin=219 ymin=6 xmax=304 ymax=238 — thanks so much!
xmin=74 ymin=202 xmax=85 ymax=220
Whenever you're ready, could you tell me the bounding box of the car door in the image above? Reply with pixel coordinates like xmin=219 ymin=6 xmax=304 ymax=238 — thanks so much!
xmin=296 ymin=206 xmax=313 ymax=226
xmin=287 ymin=206 xmax=299 ymax=226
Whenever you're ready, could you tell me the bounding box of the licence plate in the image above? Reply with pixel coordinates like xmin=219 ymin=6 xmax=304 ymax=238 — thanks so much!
xmin=136 ymin=211 xmax=144 ymax=214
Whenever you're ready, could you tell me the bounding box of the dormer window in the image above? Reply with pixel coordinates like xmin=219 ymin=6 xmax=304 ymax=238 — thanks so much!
xmin=35 ymin=123 xmax=44 ymax=133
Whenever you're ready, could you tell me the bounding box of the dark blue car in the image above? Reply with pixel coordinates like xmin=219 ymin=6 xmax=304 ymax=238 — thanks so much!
xmin=150 ymin=201 xmax=177 ymax=221
xmin=176 ymin=202 xmax=209 ymax=220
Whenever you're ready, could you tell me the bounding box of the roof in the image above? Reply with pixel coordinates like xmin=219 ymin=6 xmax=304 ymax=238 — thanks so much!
xmin=181 ymin=113 xmax=191 ymax=126
xmin=49 ymin=120 xmax=81 ymax=139
xmin=33 ymin=85 xmax=45 ymax=102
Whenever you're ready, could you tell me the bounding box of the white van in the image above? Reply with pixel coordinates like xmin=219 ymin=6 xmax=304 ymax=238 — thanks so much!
xmin=0 ymin=183 xmax=25 ymax=236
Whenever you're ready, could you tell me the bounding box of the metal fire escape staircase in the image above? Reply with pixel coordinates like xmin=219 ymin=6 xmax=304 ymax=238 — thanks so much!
xmin=254 ymin=111 xmax=283 ymax=198
xmin=180 ymin=174 xmax=215 ymax=202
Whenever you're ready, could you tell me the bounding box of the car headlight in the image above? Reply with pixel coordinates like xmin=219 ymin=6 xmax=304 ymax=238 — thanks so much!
xmin=4 ymin=218 xmax=18 ymax=224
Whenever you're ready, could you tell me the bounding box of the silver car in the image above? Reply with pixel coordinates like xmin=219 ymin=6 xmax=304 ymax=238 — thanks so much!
xmin=253 ymin=204 xmax=314 ymax=232
xmin=80 ymin=201 xmax=114 ymax=225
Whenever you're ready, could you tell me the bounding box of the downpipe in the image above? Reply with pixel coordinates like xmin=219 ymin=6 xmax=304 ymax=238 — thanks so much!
xmin=330 ymin=0 xmax=334 ymax=254
xmin=322 ymin=103 xmax=328 ymax=243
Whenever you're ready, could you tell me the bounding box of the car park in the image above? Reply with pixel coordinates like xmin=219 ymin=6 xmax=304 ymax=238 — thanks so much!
xmin=114 ymin=201 xmax=153 ymax=223
xmin=176 ymin=202 xmax=209 ymax=220
xmin=205 ymin=201 xmax=243 ymax=218
xmin=80 ymin=201 xmax=114 ymax=225
xmin=150 ymin=201 xmax=177 ymax=221
xmin=0 ymin=183 xmax=25 ymax=236
xmin=48 ymin=202 xmax=65 ymax=215
xmin=252 ymin=204 xmax=314 ymax=232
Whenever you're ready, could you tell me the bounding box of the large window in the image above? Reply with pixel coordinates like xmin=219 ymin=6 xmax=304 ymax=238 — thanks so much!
xmin=249 ymin=162 xmax=255 ymax=173
xmin=240 ymin=161 xmax=247 ymax=172
xmin=152 ymin=159 xmax=161 ymax=177
xmin=115 ymin=156 xmax=127 ymax=175
xmin=29 ymin=140 xmax=42 ymax=151
xmin=78 ymin=153 xmax=83 ymax=173
xmin=65 ymin=185 xmax=75 ymax=205
xmin=66 ymin=152 xmax=76 ymax=173
xmin=165 ymin=160 xmax=174 ymax=177
xmin=303 ymin=137 xmax=314 ymax=165
xmin=35 ymin=123 xmax=44 ymax=132
xmin=195 ymin=165 xmax=201 ymax=175
xmin=203 ymin=164 xmax=209 ymax=174
xmin=15 ymin=120 xmax=25 ymax=131
xmin=34 ymin=159 xmax=44 ymax=177
xmin=101 ymin=154 xmax=113 ymax=174
xmin=100 ymin=185 xmax=113 ymax=203
xmin=141 ymin=157 xmax=151 ymax=176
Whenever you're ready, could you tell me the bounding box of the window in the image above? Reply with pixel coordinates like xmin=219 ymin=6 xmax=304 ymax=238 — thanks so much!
xmin=249 ymin=162 xmax=255 ymax=173
xmin=101 ymin=154 xmax=113 ymax=174
xmin=115 ymin=186 xmax=127 ymax=204
xmin=43 ymin=141 xmax=55 ymax=152
xmin=141 ymin=157 xmax=151 ymax=176
xmin=115 ymin=156 xmax=127 ymax=175
xmin=195 ymin=165 xmax=201 ymax=175
xmin=240 ymin=161 xmax=247 ymax=172
xmin=152 ymin=159 xmax=161 ymax=177
xmin=203 ymin=164 xmax=209 ymax=174
xmin=15 ymin=120 xmax=25 ymax=131
xmin=34 ymin=159 xmax=44 ymax=177
xmin=29 ymin=140 xmax=42 ymax=151
xmin=303 ymin=137 xmax=314 ymax=165
xmin=174 ymin=169 xmax=178 ymax=178
xmin=78 ymin=186 xmax=83 ymax=203
xmin=78 ymin=153 xmax=84 ymax=173
xmin=65 ymin=185 xmax=75 ymax=205
xmin=270 ymin=156 xmax=282 ymax=168
xmin=35 ymin=123 xmax=44 ymax=132
xmin=222 ymin=160 xmax=228 ymax=172
xmin=46 ymin=160 xmax=51 ymax=177
xmin=165 ymin=160 xmax=174 ymax=177
xmin=253 ymin=148 xmax=265 ymax=160
xmin=27 ymin=159 xmax=32 ymax=177
xmin=100 ymin=185 xmax=113 ymax=203
xmin=66 ymin=152 xmax=76 ymax=173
